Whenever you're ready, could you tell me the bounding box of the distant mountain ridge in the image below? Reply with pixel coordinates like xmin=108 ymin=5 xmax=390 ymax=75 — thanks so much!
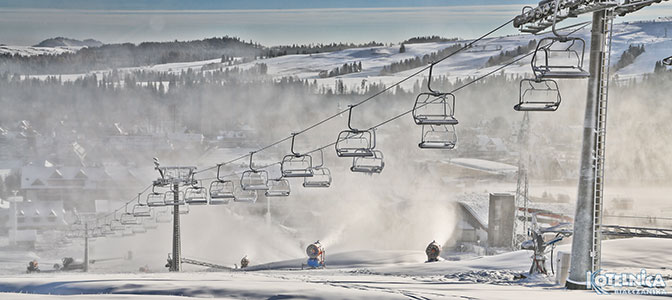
xmin=34 ymin=37 xmax=103 ymax=48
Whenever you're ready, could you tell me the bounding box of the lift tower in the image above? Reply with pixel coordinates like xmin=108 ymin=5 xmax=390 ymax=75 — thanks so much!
xmin=513 ymin=0 xmax=669 ymax=289
xmin=153 ymin=163 xmax=197 ymax=272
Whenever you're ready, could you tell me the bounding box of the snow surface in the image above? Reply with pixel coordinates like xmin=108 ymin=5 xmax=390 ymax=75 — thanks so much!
xmin=0 ymin=238 xmax=670 ymax=299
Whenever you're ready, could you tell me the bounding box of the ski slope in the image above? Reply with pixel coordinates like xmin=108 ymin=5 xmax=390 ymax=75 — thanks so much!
xmin=0 ymin=238 xmax=670 ymax=299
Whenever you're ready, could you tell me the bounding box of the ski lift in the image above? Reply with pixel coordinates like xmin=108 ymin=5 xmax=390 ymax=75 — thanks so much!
xmin=163 ymin=190 xmax=185 ymax=206
xmin=240 ymin=151 xmax=269 ymax=191
xmin=303 ymin=149 xmax=332 ymax=188
xmin=120 ymin=207 xmax=140 ymax=225
xmin=132 ymin=193 xmax=152 ymax=218
xmin=185 ymin=181 xmax=208 ymax=205
xmin=281 ymin=133 xmax=314 ymax=178
xmin=514 ymin=78 xmax=561 ymax=112
xmin=265 ymin=178 xmax=291 ymax=197
xmin=209 ymin=164 xmax=234 ymax=204
xmin=147 ymin=185 xmax=166 ymax=207
xmin=531 ymin=3 xmax=589 ymax=79
xmin=351 ymin=149 xmax=385 ymax=174
xmin=413 ymin=64 xmax=458 ymax=126
xmin=418 ymin=124 xmax=458 ymax=149
xmin=335 ymin=105 xmax=376 ymax=157
xmin=234 ymin=182 xmax=258 ymax=203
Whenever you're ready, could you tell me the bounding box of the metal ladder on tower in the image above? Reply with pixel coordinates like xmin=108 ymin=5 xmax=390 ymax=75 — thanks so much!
xmin=591 ymin=8 xmax=614 ymax=273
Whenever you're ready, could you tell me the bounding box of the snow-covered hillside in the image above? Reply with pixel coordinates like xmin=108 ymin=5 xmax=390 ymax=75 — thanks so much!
xmin=23 ymin=19 xmax=672 ymax=89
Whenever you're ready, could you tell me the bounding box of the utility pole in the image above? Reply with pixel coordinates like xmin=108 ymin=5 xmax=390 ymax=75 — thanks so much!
xmin=512 ymin=0 xmax=669 ymax=290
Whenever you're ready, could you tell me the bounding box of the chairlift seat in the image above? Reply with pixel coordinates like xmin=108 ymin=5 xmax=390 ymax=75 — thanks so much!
xmin=351 ymin=150 xmax=385 ymax=174
xmin=147 ymin=192 xmax=166 ymax=207
xmin=532 ymin=37 xmax=589 ymax=79
xmin=265 ymin=178 xmax=291 ymax=197
xmin=132 ymin=204 xmax=152 ymax=218
xmin=303 ymin=167 xmax=332 ymax=188
xmin=335 ymin=130 xmax=375 ymax=157
xmin=241 ymin=170 xmax=269 ymax=191
xmin=210 ymin=180 xmax=235 ymax=203
xmin=418 ymin=124 xmax=458 ymax=150
xmin=515 ymin=78 xmax=561 ymax=112
xmin=234 ymin=189 xmax=258 ymax=203
xmin=281 ymin=154 xmax=314 ymax=178
xmin=120 ymin=213 xmax=140 ymax=225
xmin=185 ymin=186 xmax=208 ymax=205
xmin=413 ymin=93 xmax=459 ymax=126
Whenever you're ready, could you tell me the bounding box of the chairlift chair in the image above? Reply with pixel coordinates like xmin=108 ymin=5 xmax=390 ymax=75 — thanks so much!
xmin=303 ymin=149 xmax=332 ymax=188
xmin=335 ymin=106 xmax=376 ymax=157
xmin=132 ymin=204 xmax=152 ymax=218
xmin=234 ymin=183 xmax=258 ymax=203
xmin=132 ymin=193 xmax=153 ymax=217
xmin=418 ymin=124 xmax=458 ymax=149
xmin=265 ymin=178 xmax=291 ymax=197
xmin=120 ymin=212 xmax=140 ymax=225
xmin=281 ymin=133 xmax=314 ymax=178
xmin=147 ymin=185 xmax=166 ymax=207
xmin=163 ymin=190 xmax=185 ymax=206
xmin=209 ymin=165 xmax=234 ymax=204
xmin=413 ymin=64 xmax=458 ymax=126
xmin=351 ymin=149 xmax=385 ymax=174
xmin=531 ymin=2 xmax=589 ymax=79
xmin=240 ymin=152 xmax=270 ymax=191
xmin=514 ymin=78 xmax=561 ymax=112
xmin=185 ymin=182 xmax=209 ymax=205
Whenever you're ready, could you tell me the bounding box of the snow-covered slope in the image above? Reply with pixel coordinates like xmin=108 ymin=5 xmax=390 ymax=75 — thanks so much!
xmin=0 ymin=45 xmax=81 ymax=57
xmin=0 ymin=238 xmax=669 ymax=299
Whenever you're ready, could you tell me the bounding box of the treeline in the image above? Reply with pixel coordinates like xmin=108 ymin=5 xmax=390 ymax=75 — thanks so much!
xmin=318 ymin=61 xmax=362 ymax=78
xmin=0 ymin=36 xmax=264 ymax=75
xmin=265 ymin=41 xmax=383 ymax=57
xmin=402 ymin=36 xmax=459 ymax=44
xmin=485 ymin=40 xmax=537 ymax=67
xmin=614 ymin=44 xmax=645 ymax=71
xmin=380 ymin=43 xmax=464 ymax=74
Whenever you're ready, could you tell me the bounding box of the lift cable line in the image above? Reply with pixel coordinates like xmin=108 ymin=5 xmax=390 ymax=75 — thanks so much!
xmin=193 ymin=18 xmax=516 ymax=176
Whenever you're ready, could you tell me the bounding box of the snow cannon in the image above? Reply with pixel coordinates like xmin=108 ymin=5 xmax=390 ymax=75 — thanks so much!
xmin=306 ymin=241 xmax=325 ymax=268
xmin=425 ymin=240 xmax=441 ymax=263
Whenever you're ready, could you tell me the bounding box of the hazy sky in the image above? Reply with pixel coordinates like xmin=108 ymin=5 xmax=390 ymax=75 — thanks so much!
xmin=0 ymin=1 xmax=670 ymax=46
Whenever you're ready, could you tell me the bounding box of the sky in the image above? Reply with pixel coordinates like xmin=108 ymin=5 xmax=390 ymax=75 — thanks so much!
xmin=0 ymin=0 xmax=671 ymax=46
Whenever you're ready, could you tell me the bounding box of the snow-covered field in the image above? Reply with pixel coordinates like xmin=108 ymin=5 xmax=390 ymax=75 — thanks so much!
xmin=0 ymin=238 xmax=670 ymax=299
xmin=21 ymin=19 xmax=672 ymax=90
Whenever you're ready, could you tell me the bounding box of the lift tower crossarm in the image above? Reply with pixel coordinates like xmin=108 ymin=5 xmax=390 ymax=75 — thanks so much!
xmin=514 ymin=0 xmax=668 ymax=34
